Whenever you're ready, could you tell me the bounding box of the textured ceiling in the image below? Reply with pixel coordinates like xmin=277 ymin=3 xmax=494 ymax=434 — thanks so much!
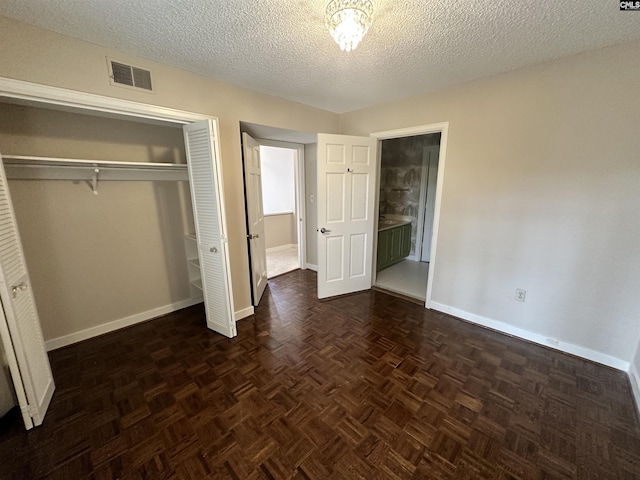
xmin=1 ymin=1 xmax=639 ymax=113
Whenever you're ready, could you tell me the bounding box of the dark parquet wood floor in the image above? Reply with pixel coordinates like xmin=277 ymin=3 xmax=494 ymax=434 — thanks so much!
xmin=1 ymin=270 xmax=640 ymax=479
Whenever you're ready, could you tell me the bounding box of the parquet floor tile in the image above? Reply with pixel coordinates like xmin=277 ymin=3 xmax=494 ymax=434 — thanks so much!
xmin=1 ymin=269 xmax=639 ymax=479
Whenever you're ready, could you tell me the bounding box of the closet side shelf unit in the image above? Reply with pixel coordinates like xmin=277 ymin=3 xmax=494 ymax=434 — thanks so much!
xmin=184 ymin=233 xmax=204 ymax=297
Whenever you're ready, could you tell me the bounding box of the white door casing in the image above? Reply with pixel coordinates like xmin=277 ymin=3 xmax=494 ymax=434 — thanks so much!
xmin=370 ymin=122 xmax=449 ymax=309
xmin=0 ymin=153 xmax=55 ymax=429
xmin=183 ymin=120 xmax=236 ymax=337
xmin=317 ymin=134 xmax=377 ymax=299
xmin=0 ymin=77 xmax=239 ymax=345
xmin=242 ymin=133 xmax=268 ymax=305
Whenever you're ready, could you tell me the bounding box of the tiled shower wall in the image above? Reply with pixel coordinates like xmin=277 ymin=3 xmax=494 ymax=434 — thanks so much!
xmin=379 ymin=133 xmax=441 ymax=257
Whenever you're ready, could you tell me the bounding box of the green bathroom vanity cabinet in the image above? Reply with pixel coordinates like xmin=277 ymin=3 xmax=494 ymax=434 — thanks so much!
xmin=377 ymin=221 xmax=412 ymax=271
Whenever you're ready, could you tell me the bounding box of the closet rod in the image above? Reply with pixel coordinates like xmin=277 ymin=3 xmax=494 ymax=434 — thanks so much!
xmin=2 ymin=155 xmax=187 ymax=170
xmin=2 ymin=155 xmax=189 ymax=194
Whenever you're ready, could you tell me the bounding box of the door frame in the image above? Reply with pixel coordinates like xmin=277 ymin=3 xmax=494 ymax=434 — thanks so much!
xmin=251 ymin=138 xmax=307 ymax=272
xmin=370 ymin=122 xmax=449 ymax=309
xmin=0 ymin=76 xmax=236 ymax=322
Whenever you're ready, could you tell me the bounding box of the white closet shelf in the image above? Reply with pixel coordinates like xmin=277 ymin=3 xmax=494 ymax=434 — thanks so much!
xmin=188 ymin=259 xmax=200 ymax=268
xmin=190 ymin=279 xmax=203 ymax=291
xmin=2 ymin=155 xmax=189 ymax=185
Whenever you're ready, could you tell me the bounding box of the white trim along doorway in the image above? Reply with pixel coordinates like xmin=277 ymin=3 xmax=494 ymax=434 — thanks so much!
xmin=0 ymin=77 xmax=237 ymax=430
xmin=0 ymin=77 xmax=236 ymax=328
xmin=370 ymin=122 xmax=449 ymax=309
xmin=241 ymin=135 xmax=307 ymax=306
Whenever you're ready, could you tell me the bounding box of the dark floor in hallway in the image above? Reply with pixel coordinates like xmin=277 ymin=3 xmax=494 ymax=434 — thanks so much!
xmin=1 ymin=269 xmax=639 ymax=479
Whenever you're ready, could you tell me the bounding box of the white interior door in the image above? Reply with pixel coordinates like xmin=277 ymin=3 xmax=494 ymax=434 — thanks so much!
xmin=421 ymin=146 xmax=440 ymax=262
xmin=0 ymin=153 xmax=55 ymax=429
xmin=242 ymin=133 xmax=267 ymax=305
xmin=317 ymin=134 xmax=377 ymax=299
xmin=183 ymin=120 xmax=236 ymax=338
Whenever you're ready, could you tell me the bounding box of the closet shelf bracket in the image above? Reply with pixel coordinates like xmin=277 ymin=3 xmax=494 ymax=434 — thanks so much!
xmin=90 ymin=168 xmax=99 ymax=195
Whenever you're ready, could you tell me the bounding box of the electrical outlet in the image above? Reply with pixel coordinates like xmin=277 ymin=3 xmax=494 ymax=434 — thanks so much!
xmin=515 ymin=288 xmax=526 ymax=302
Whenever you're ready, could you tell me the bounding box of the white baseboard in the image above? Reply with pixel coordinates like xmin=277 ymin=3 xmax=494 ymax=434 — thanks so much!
xmin=429 ymin=301 xmax=629 ymax=371
xmin=266 ymin=244 xmax=297 ymax=253
xmin=45 ymin=297 xmax=203 ymax=351
xmin=234 ymin=306 xmax=255 ymax=321
xmin=306 ymin=263 xmax=318 ymax=272
xmin=629 ymin=363 xmax=640 ymax=415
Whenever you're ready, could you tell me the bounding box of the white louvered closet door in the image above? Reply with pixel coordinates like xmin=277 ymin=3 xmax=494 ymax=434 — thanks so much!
xmin=183 ymin=120 xmax=236 ymax=338
xmin=0 ymin=152 xmax=55 ymax=429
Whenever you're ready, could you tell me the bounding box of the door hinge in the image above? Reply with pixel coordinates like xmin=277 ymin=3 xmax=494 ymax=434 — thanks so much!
xmin=21 ymin=403 xmax=37 ymax=419
xmin=220 ymin=234 xmax=228 ymax=242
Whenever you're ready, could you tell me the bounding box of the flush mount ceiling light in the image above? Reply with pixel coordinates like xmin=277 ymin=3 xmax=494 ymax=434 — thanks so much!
xmin=325 ymin=0 xmax=374 ymax=52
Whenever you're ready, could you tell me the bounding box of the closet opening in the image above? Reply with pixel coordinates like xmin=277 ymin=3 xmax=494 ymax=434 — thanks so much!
xmin=0 ymin=78 xmax=235 ymax=429
xmin=1 ymin=100 xmax=198 ymax=330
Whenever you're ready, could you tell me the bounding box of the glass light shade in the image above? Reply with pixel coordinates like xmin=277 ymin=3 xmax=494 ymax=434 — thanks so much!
xmin=325 ymin=0 xmax=373 ymax=52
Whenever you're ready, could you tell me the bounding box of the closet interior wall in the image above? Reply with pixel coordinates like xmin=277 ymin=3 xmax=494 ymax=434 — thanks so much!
xmin=0 ymin=102 xmax=196 ymax=346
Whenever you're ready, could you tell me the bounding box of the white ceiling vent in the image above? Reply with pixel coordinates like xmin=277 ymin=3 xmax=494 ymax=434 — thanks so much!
xmin=108 ymin=58 xmax=153 ymax=92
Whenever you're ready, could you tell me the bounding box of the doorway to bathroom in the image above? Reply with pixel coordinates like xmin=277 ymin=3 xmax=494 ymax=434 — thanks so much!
xmin=374 ymin=132 xmax=442 ymax=301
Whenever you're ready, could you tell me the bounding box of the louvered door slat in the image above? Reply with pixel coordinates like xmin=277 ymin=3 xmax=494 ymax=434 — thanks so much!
xmin=183 ymin=120 xmax=235 ymax=338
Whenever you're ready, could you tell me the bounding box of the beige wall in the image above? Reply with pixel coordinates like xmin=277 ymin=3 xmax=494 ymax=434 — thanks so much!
xmin=0 ymin=103 xmax=187 ymax=163
xmin=264 ymin=213 xmax=297 ymax=250
xmin=0 ymin=104 xmax=194 ymax=341
xmin=341 ymin=41 xmax=640 ymax=362
xmin=0 ymin=16 xmax=339 ymax=317
xmin=304 ymin=144 xmax=318 ymax=267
